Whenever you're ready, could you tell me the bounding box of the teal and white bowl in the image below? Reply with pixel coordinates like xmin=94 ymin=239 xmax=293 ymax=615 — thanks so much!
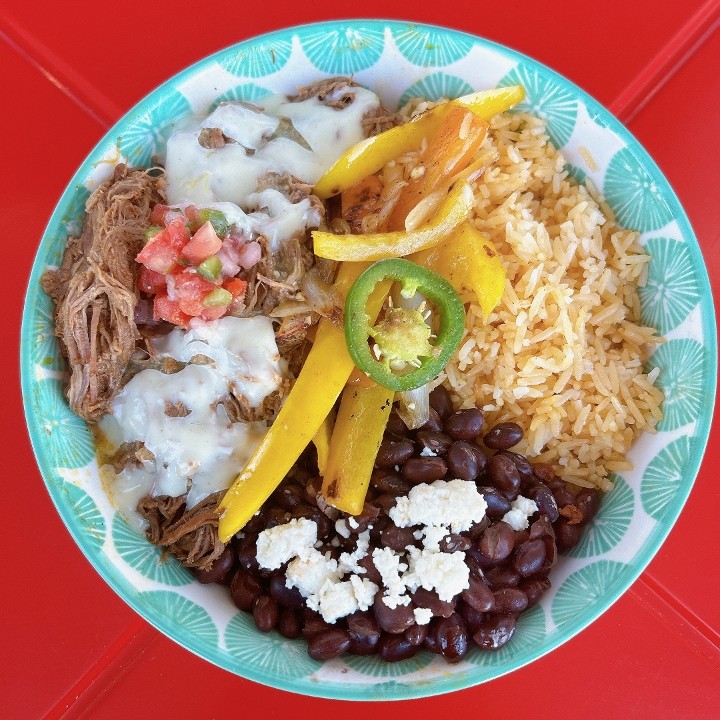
xmin=21 ymin=20 xmax=717 ymax=700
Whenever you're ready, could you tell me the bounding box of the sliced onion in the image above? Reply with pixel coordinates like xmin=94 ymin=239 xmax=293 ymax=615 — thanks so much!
xmin=396 ymin=383 xmax=431 ymax=430
xmin=404 ymin=189 xmax=445 ymax=232
xmin=269 ymin=300 xmax=314 ymax=318
xmin=301 ymin=267 xmax=344 ymax=325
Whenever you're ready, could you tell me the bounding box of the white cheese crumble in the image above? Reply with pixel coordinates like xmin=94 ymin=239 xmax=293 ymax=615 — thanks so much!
xmin=414 ymin=607 xmax=433 ymax=625
xmin=372 ymin=547 xmax=411 ymax=609
xmin=389 ymin=479 xmax=488 ymax=533
xmin=255 ymin=517 xmax=317 ymax=570
xmin=502 ymin=496 xmax=539 ymax=531
xmin=338 ymin=530 xmax=370 ymax=574
xmin=404 ymin=547 xmax=470 ymax=602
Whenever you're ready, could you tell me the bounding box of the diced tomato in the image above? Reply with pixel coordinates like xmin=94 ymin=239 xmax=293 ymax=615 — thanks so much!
xmin=223 ymin=277 xmax=248 ymax=300
xmin=153 ymin=292 xmax=192 ymax=327
xmin=181 ymin=221 xmax=223 ymax=265
xmin=184 ymin=205 xmax=201 ymax=232
xmin=150 ymin=204 xmax=171 ymax=225
xmin=136 ymin=218 xmax=188 ymax=274
xmin=200 ymin=305 xmax=228 ymax=321
xmin=137 ymin=266 xmax=167 ymax=295
xmin=173 ymin=269 xmax=217 ymax=316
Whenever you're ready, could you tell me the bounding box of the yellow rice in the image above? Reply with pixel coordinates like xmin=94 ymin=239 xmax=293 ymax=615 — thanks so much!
xmin=382 ymin=106 xmax=664 ymax=491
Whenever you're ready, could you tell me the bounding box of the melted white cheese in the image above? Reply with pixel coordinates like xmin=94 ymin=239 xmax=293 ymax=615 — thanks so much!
xmin=163 ymin=87 xmax=379 ymax=249
xmin=101 ymin=316 xmax=282 ymax=530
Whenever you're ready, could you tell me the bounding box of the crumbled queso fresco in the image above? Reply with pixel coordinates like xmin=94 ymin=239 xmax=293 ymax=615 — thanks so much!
xmin=255 ymin=479 xmax=538 ymax=624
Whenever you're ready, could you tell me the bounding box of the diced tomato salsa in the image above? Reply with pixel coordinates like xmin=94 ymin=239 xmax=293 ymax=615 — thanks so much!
xmin=136 ymin=206 xmax=250 ymax=327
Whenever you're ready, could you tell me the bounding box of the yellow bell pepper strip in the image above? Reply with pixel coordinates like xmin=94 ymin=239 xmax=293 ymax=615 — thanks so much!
xmin=217 ymin=262 xmax=389 ymax=541
xmin=313 ymin=85 xmax=525 ymax=199
xmin=410 ymin=221 xmax=506 ymax=319
xmin=312 ymin=410 xmax=334 ymax=476
xmin=386 ymin=106 xmax=488 ymax=231
xmin=321 ymin=382 xmax=395 ymax=515
xmin=312 ymin=181 xmax=473 ymax=262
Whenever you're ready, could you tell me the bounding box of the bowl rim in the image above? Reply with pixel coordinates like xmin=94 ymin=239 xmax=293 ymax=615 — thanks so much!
xmin=20 ymin=18 xmax=718 ymax=701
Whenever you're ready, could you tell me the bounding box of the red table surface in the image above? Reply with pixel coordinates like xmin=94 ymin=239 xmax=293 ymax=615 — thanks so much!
xmin=3 ymin=1 xmax=719 ymax=717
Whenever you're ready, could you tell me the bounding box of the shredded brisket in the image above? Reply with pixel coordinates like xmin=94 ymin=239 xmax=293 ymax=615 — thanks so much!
xmin=137 ymin=491 xmax=226 ymax=570
xmin=362 ymin=104 xmax=401 ymax=136
xmin=290 ymin=77 xmax=358 ymax=108
xmin=42 ymin=165 xmax=165 ymax=422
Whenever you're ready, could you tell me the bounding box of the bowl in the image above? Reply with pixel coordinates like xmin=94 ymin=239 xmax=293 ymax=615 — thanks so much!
xmin=20 ymin=19 xmax=717 ymax=700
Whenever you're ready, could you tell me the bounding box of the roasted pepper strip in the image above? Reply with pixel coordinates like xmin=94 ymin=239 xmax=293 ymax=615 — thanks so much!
xmin=387 ymin=105 xmax=488 ymax=230
xmin=218 ymin=261 xmax=383 ymax=541
xmin=321 ymin=382 xmax=395 ymax=515
xmin=410 ymin=221 xmax=506 ymax=319
xmin=312 ymin=181 xmax=473 ymax=261
xmin=312 ymin=410 xmax=334 ymax=476
xmin=344 ymin=259 xmax=465 ymax=392
xmin=313 ymin=85 xmax=524 ymax=199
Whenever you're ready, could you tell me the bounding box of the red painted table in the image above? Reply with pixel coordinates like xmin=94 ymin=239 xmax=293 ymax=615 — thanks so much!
xmin=3 ymin=2 xmax=719 ymax=717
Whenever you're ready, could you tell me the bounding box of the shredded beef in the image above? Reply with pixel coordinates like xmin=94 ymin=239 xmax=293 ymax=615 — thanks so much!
xmin=290 ymin=77 xmax=358 ymax=108
xmin=222 ymin=378 xmax=291 ymax=425
xmin=137 ymin=491 xmax=226 ymax=570
xmin=198 ymin=127 xmax=236 ymax=149
xmin=111 ymin=441 xmax=155 ymax=474
xmin=42 ymin=165 xmax=165 ymax=422
xmin=362 ymin=104 xmax=401 ymax=136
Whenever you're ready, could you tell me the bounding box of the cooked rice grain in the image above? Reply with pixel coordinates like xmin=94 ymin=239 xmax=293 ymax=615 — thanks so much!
xmin=390 ymin=109 xmax=663 ymax=490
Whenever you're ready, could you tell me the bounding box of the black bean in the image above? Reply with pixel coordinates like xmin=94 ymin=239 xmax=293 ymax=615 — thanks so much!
xmin=478 ymin=522 xmax=515 ymax=563
xmin=381 ymin=525 xmax=417 ymax=552
xmin=576 ymin=488 xmax=601 ymax=525
xmin=347 ymin=612 xmax=381 ymax=655
xmin=439 ymin=533 xmax=472 ymax=553
xmin=278 ymin=608 xmax=302 ymax=639
xmin=253 ymin=595 xmax=279 ymax=632
xmin=373 ymin=593 xmax=416 ymax=634
xmin=456 ymin=599 xmax=485 ymax=631
xmin=483 ymin=422 xmax=524 ymax=450
xmin=269 ymin=573 xmax=305 ymax=608
xmin=499 ymin=450 xmax=534 ymax=482
xmin=532 ymin=463 xmax=556 ymax=483
xmin=527 ymin=484 xmax=559 ymax=523
xmin=436 ymin=614 xmax=469 ymax=663
xmin=513 ymin=539 xmax=547 ymax=577
xmin=402 ymin=456 xmax=448 ymax=484
xmin=513 ymin=529 xmax=530 ymax=548
xmin=555 ymin=519 xmax=582 ymax=552
xmin=464 ymin=546 xmax=496 ymax=576
xmin=371 ymin=470 xmax=410 ymax=496
xmin=492 ymin=587 xmax=528 ymax=614
xmin=236 ymin=542 xmax=260 ymax=574
xmin=230 ymin=570 xmax=262 ymax=612
xmin=473 ymin=614 xmax=517 ymax=650
xmin=429 ymin=384 xmax=454 ymax=419
xmin=356 ymin=554 xmax=383 ymax=585
xmin=520 ymin=578 xmax=551 ymax=608
xmin=529 ymin=514 xmax=555 ymax=540
xmin=461 ymin=575 xmax=496 ymax=612
xmin=375 ymin=435 xmax=415 ymax=468
xmin=194 ymin=545 xmax=235 ymax=585
xmin=485 ymin=566 xmax=521 ymax=588
xmin=487 ymin=453 xmax=522 ymax=499
xmin=465 ymin=516 xmax=490 ymax=541
xmin=350 ymin=503 xmax=381 ymax=532
xmin=301 ymin=614 xmax=331 ymax=640
xmin=469 ymin=444 xmax=488 ymax=475
xmin=308 ymin=629 xmax=351 ymax=660
xmin=376 ymin=494 xmax=398 ymax=513
xmin=416 ymin=430 xmax=453 ymax=455
xmin=444 ymin=408 xmax=484 ymax=440
xmin=405 ymin=623 xmax=428 ymax=646
xmin=380 ymin=634 xmax=418 ymax=662
xmin=553 ymin=486 xmax=576 ymax=508
xmin=420 ymin=408 xmax=444 ymax=432
xmin=271 ymin=484 xmax=305 ymax=511
xmin=423 ymin=621 xmax=441 ymax=653
xmin=386 ymin=411 xmax=410 ymax=436
xmin=411 ymin=587 xmax=456 ymax=618
xmin=446 ymin=441 xmax=481 ymax=480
